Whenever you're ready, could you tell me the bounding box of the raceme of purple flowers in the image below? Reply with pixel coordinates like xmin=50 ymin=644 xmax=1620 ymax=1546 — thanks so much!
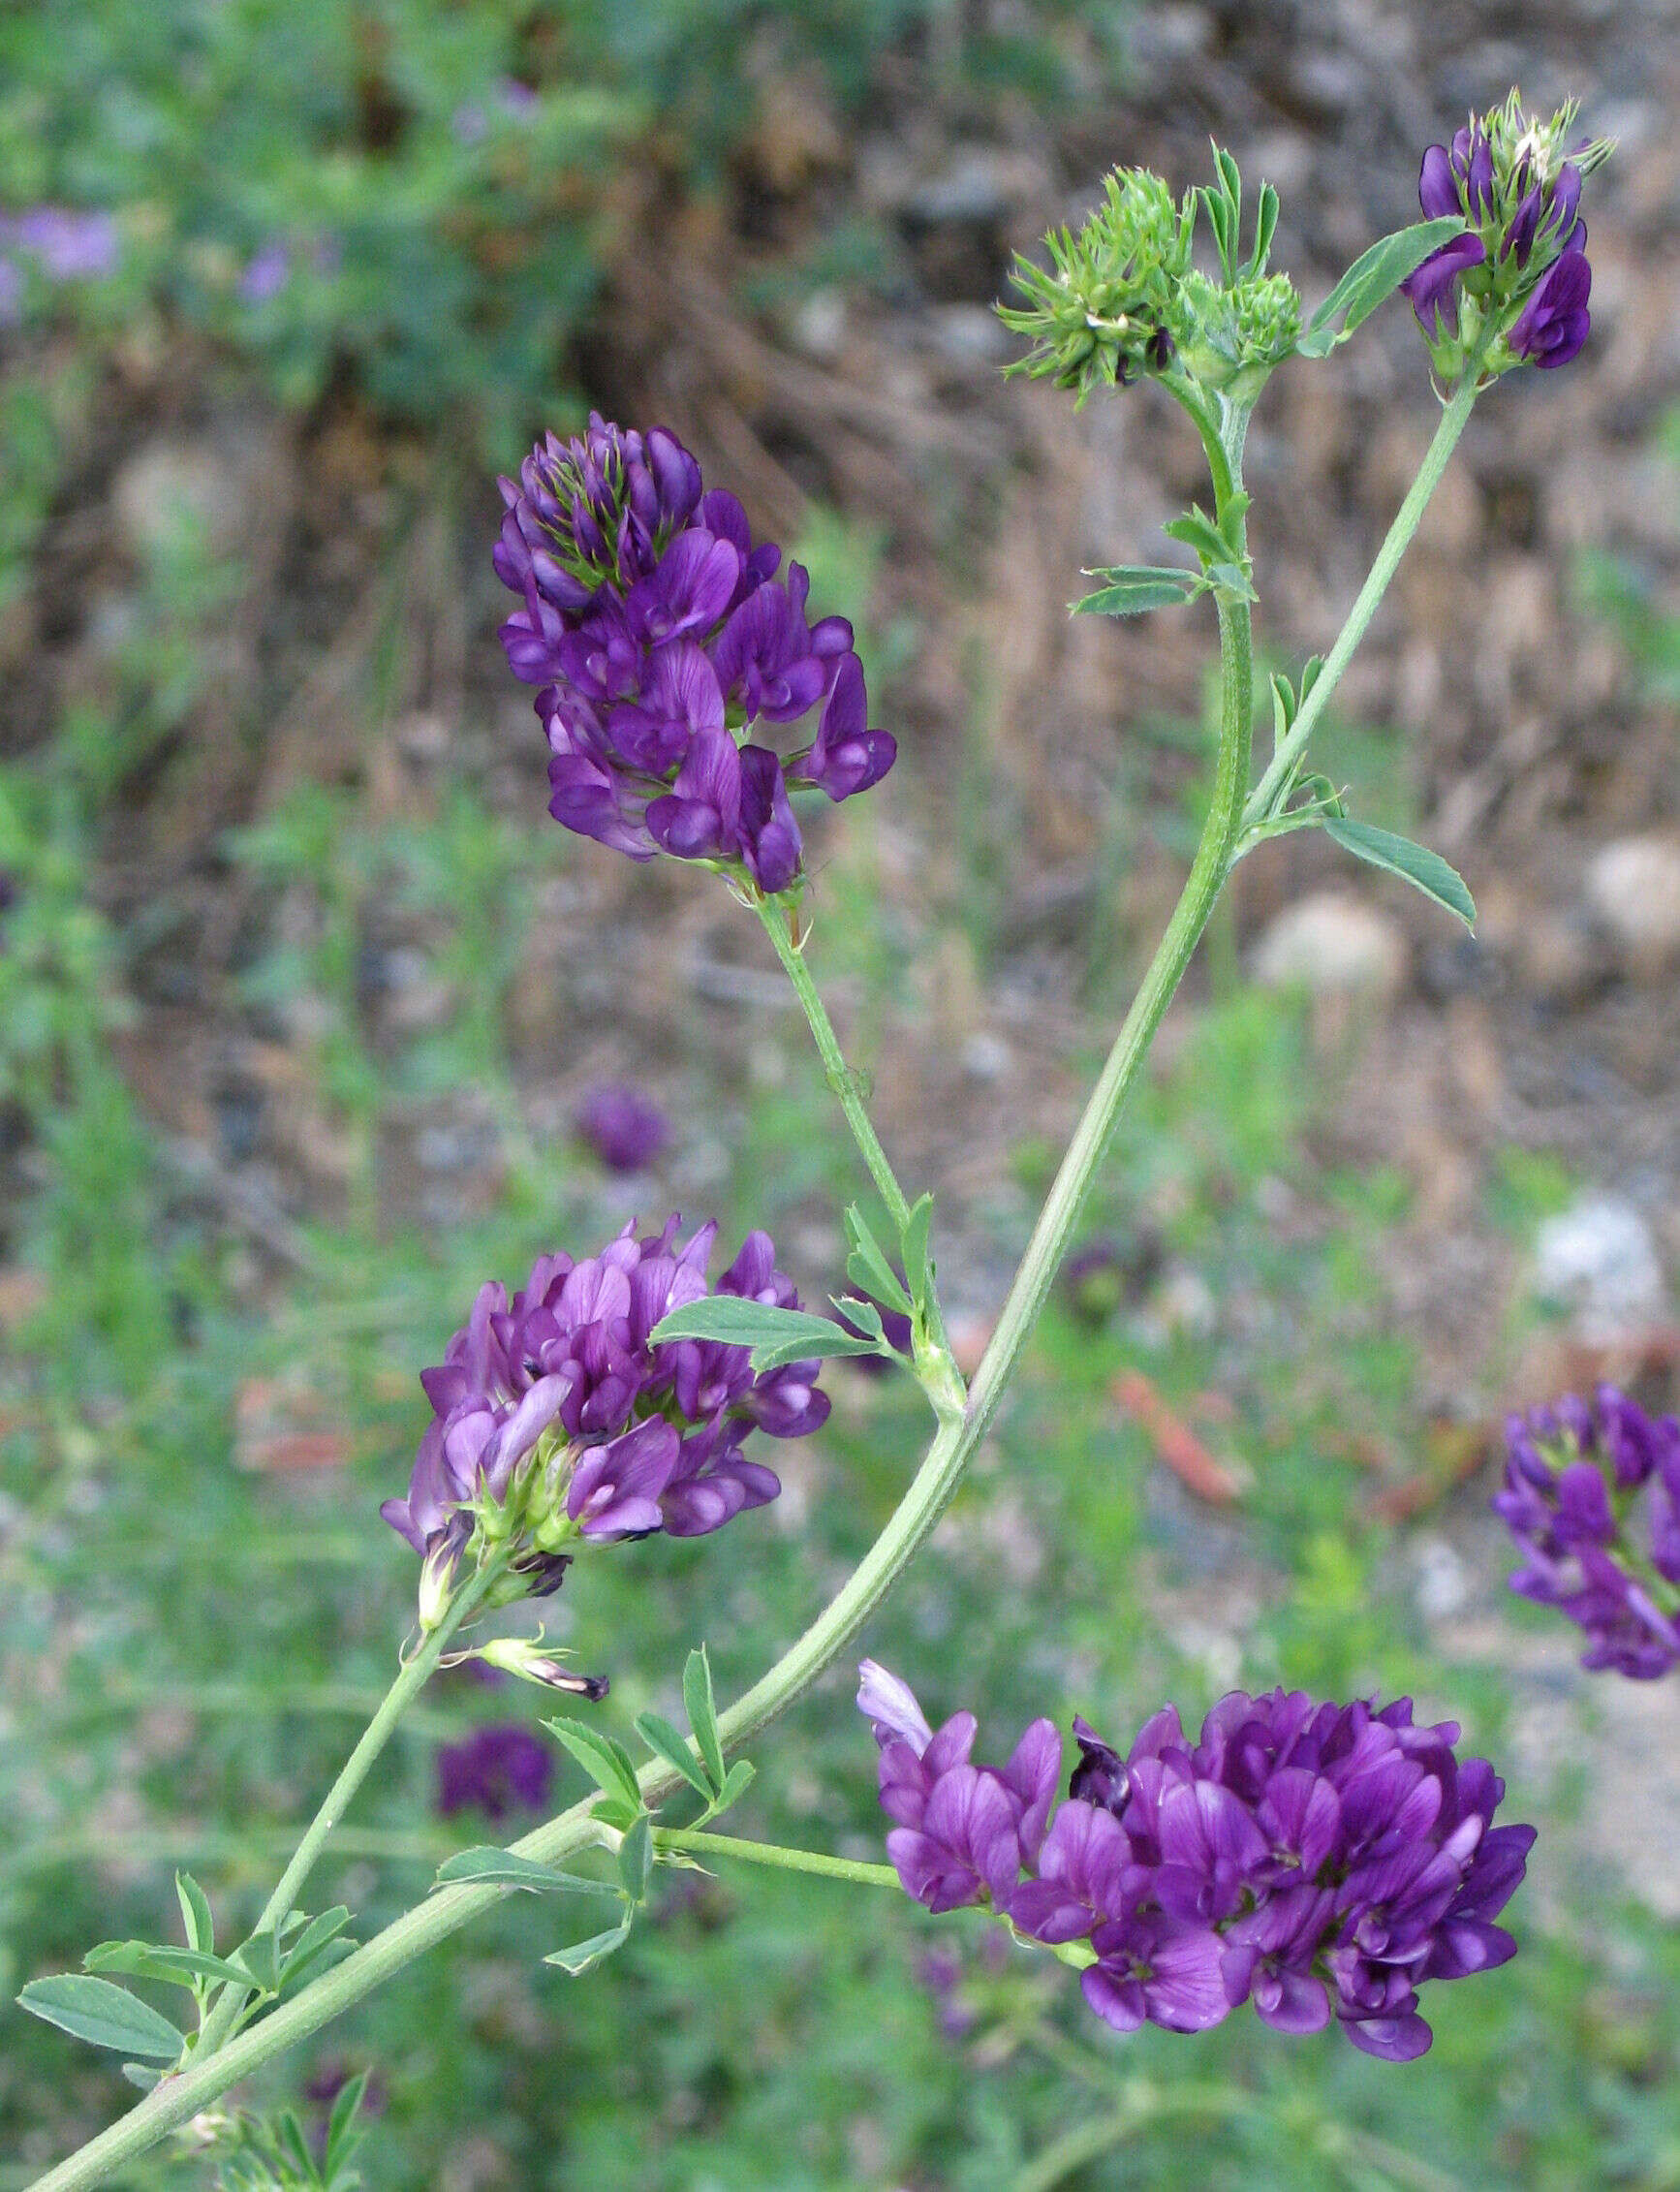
xmin=1400 ymin=115 xmax=1591 ymax=369
xmin=857 ymin=1661 xmax=1534 ymax=2062
xmin=492 ymin=415 xmax=895 ymax=893
xmin=382 ymin=1215 xmax=829 ymax=1588
xmin=435 ymin=1724 xmax=553 ymax=1822
xmin=1494 ymin=1387 xmax=1680 ymax=1678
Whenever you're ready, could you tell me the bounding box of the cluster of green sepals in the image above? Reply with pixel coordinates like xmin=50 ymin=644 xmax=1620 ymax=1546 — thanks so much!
xmin=650 ymin=1187 xmax=964 ymax=1422
xmin=428 ymin=1645 xmax=755 ymax=1980
xmin=183 ymin=2076 xmax=371 ymax=2192
xmin=17 ymin=1875 xmax=358 ymax=2094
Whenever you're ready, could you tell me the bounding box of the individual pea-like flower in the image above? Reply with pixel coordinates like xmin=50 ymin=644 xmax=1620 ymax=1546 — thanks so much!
xmin=1493 ymin=1387 xmax=1680 ymax=1678
xmin=1400 ymin=90 xmax=1610 ymax=381
xmin=435 ymin=1725 xmax=553 ymax=1822
xmin=857 ymin=1665 xmax=1534 ymax=2062
xmin=383 ymin=1216 xmax=830 ymax=1626
xmin=491 ymin=415 xmax=894 ymax=894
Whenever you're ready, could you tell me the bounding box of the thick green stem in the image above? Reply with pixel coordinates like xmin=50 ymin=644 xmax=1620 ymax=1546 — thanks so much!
xmin=29 ymin=484 xmax=1256 ymax=2192
xmin=192 ymin=1553 xmax=507 ymax=2056
xmin=1244 ymin=373 xmax=1477 ymax=829
xmin=654 ymin=1829 xmax=900 ymax=1889
xmin=755 ymin=894 xmax=913 ymax=1231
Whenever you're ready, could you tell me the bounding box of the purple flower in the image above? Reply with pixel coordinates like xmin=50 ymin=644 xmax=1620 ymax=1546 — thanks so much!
xmin=238 ymin=243 xmax=292 ymax=305
xmin=435 ymin=1725 xmax=553 ymax=1821
xmin=10 ymin=206 xmax=118 ymax=282
xmin=576 ymin=1082 xmax=669 ymax=1173
xmin=858 ymin=1667 xmax=1534 ymax=2061
xmin=1509 ymin=244 xmax=1591 ymax=369
xmin=383 ymin=1216 xmax=828 ymax=1616
xmin=492 ymin=415 xmax=894 ymax=892
xmin=1401 ymin=98 xmax=1604 ymax=375
xmin=1494 ymin=1388 xmax=1680 ymax=1677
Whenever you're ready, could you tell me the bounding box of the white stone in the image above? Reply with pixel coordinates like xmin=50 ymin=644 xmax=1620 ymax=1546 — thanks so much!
xmin=1250 ymin=891 xmax=1408 ymax=998
xmin=1533 ymin=1193 xmax=1666 ymax=1339
xmin=1584 ymin=833 xmax=1680 ymax=975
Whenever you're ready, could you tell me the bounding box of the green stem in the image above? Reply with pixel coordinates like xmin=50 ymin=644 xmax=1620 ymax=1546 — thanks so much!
xmin=1009 ymin=2082 xmax=1253 ymax=2192
xmin=28 ymin=475 xmax=1257 ymax=2192
xmin=1243 ymin=372 xmax=1478 ymax=830
xmin=654 ymin=1829 xmax=901 ymax=1889
xmin=191 ymin=1552 xmax=507 ymax=2057
xmin=755 ymin=894 xmax=913 ymax=1232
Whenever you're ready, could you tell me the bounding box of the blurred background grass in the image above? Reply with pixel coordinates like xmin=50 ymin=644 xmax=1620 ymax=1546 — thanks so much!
xmin=3 ymin=2 xmax=1680 ymax=2186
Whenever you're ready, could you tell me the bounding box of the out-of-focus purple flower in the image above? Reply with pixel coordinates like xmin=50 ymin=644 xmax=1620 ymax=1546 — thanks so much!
xmin=492 ymin=415 xmax=894 ymax=892
xmin=383 ymin=1216 xmax=829 ymax=1619
xmin=1494 ymin=1387 xmax=1680 ymax=1677
xmin=576 ymin=1082 xmax=669 ymax=1173
xmin=238 ymin=243 xmax=292 ymax=305
xmin=1508 ymin=243 xmax=1592 ymax=369
xmin=11 ymin=206 xmax=119 ymax=282
xmin=435 ymin=1724 xmax=553 ymax=1821
xmin=495 ymin=78 xmax=541 ymax=121
xmin=858 ymin=1666 xmax=1534 ymax=2061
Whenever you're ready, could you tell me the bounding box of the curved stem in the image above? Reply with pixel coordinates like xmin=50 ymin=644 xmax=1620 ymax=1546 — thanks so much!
xmin=29 ymin=493 xmax=1257 ymax=2192
xmin=755 ymin=894 xmax=912 ymax=1231
xmin=654 ymin=1829 xmax=900 ymax=1889
xmin=1244 ymin=372 xmax=1478 ymax=829
xmin=192 ymin=1552 xmax=507 ymax=2056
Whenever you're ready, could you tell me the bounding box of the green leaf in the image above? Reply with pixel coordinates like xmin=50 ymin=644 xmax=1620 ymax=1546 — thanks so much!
xmin=634 ymin=1710 xmax=712 ymax=1800
xmin=589 ymin=1796 xmax=642 ymax=1834
xmin=432 ymin=1847 xmax=619 ymax=1895
xmin=1071 ymin=565 xmax=1200 ymax=616
xmin=683 ymin=1646 xmax=726 ymax=1793
xmin=544 ymin=1715 xmax=644 ymax=1812
xmin=899 ymin=1194 xmax=934 ymax=1309
xmin=1249 ymin=181 xmax=1279 ymax=277
xmin=544 ymin=1915 xmax=632 ymax=1977
xmin=1162 ymin=510 xmax=1231 ymax=566
xmin=1207 ymin=560 xmax=1258 ymax=603
xmin=843 ymin=1205 xmax=913 ymax=1313
xmin=1322 ymin=818 xmax=1477 ymax=927
xmin=175 ymin=1872 xmax=214 ymax=1957
xmin=278 ymin=1907 xmax=355 ymax=1989
xmin=617 ymin=1814 xmax=654 ymax=1903
xmin=120 ymin=2063 xmax=163 ymax=2091
xmin=17 ymin=1975 xmax=186 ymax=2062
xmin=84 ymin=1940 xmax=251 ymax=1991
xmin=707 ymin=1759 xmax=757 ymax=1818
xmin=324 ymin=2070 xmax=370 ymax=2180
xmin=648 ymin=1297 xmax=887 ymax=1371
xmin=1297 ymin=218 xmax=1467 ymax=357
xmin=232 ymin=1931 xmax=281 ymax=1995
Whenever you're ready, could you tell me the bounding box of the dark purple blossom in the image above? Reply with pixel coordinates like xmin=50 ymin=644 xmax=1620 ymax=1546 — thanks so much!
xmin=858 ymin=1666 xmax=1534 ymax=2062
xmin=383 ymin=1216 xmax=828 ymax=1613
xmin=492 ymin=415 xmax=894 ymax=892
xmin=1494 ymin=1387 xmax=1680 ymax=1677
xmin=435 ymin=1724 xmax=553 ymax=1821
xmin=1508 ymin=242 xmax=1592 ymax=369
xmin=576 ymin=1082 xmax=669 ymax=1173
xmin=1400 ymin=97 xmax=1602 ymax=374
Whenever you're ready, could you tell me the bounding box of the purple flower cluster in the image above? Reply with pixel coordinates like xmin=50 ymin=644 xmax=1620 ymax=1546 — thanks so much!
xmin=492 ymin=415 xmax=894 ymax=892
xmin=435 ymin=1725 xmax=553 ymax=1822
xmin=1400 ymin=105 xmax=1594 ymax=371
xmin=859 ymin=1662 xmax=1533 ymax=2062
xmin=1494 ymin=1387 xmax=1680 ymax=1678
xmin=383 ymin=1215 xmax=828 ymax=1591
xmin=0 ymin=206 xmax=119 ymax=324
